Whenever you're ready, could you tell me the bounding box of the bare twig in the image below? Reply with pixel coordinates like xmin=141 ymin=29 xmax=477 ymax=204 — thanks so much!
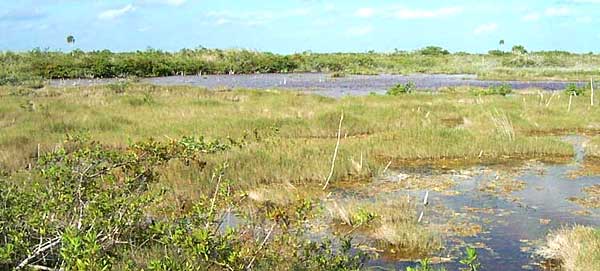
xmin=568 ymin=93 xmax=573 ymax=112
xmin=16 ymin=237 xmax=61 ymax=270
xmin=382 ymin=160 xmax=392 ymax=174
xmin=246 ymin=223 xmax=276 ymax=270
xmin=322 ymin=111 xmax=344 ymax=190
xmin=591 ymin=78 xmax=595 ymax=106
xmin=209 ymin=173 xmax=223 ymax=216
xmin=417 ymin=211 xmax=425 ymax=223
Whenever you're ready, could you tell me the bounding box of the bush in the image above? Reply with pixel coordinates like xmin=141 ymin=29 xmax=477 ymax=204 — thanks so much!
xmin=502 ymin=56 xmax=537 ymax=67
xmin=511 ymin=45 xmax=528 ymax=55
xmin=471 ymin=84 xmax=512 ymax=96
xmin=488 ymin=50 xmax=508 ymax=56
xmin=387 ymin=82 xmax=416 ymax=95
xmin=0 ymin=136 xmax=369 ymax=270
xmin=418 ymin=46 xmax=450 ymax=56
xmin=564 ymin=83 xmax=585 ymax=96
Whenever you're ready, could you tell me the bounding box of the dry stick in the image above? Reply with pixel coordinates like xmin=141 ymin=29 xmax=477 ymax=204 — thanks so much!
xmin=568 ymin=93 xmax=573 ymax=112
xmin=208 ymin=173 xmax=223 ymax=225
xmin=16 ymin=237 xmax=61 ymax=270
xmin=417 ymin=190 xmax=429 ymax=223
xmin=322 ymin=112 xmax=344 ymax=190
xmin=591 ymin=78 xmax=595 ymax=106
xmin=545 ymin=92 xmax=557 ymax=107
xmin=382 ymin=160 xmax=392 ymax=174
xmin=246 ymin=223 xmax=276 ymax=270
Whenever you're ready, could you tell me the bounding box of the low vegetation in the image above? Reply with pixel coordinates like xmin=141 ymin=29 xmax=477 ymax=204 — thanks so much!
xmin=3 ymin=47 xmax=600 ymax=87
xmin=1 ymin=83 xmax=599 ymax=269
xmin=537 ymin=226 xmax=600 ymax=271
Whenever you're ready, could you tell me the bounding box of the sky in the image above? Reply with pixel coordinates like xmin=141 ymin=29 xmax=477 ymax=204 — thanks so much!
xmin=1 ymin=0 xmax=599 ymax=54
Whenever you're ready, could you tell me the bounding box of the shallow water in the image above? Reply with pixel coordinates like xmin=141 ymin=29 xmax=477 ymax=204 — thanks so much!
xmin=341 ymin=136 xmax=599 ymax=270
xmin=50 ymin=73 xmax=584 ymax=98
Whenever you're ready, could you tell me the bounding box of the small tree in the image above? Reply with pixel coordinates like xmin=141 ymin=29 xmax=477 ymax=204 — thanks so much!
xmin=66 ymin=35 xmax=75 ymax=46
xmin=512 ymin=45 xmax=527 ymax=55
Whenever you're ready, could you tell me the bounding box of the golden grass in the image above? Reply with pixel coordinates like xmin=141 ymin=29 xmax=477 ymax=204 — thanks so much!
xmin=568 ymin=184 xmax=600 ymax=209
xmin=326 ymin=197 xmax=442 ymax=258
xmin=537 ymin=226 xmax=600 ymax=271
xmin=1 ymin=84 xmax=595 ymax=193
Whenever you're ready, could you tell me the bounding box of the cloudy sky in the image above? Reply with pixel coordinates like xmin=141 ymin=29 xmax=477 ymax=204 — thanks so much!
xmin=1 ymin=0 xmax=599 ymax=53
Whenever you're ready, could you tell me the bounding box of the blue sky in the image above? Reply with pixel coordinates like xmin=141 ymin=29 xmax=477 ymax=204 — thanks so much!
xmin=1 ymin=0 xmax=599 ymax=53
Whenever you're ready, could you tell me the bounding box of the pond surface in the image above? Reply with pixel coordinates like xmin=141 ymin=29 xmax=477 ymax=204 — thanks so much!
xmin=336 ymin=136 xmax=599 ymax=270
xmin=50 ymin=73 xmax=584 ymax=98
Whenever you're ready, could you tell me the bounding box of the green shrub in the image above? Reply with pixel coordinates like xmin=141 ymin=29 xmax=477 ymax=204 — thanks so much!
xmin=488 ymin=50 xmax=508 ymax=56
xmin=387 ymin=82 xmax=416 ymax=95
xmin=418 ymin=46 xmax=450 ymax=56
xmin=471 ymin=84 xmax=512 ymax=96
xmin=512 ymin=45 xmax=528 ymax=55
xmin=564 ymin=83 xmax=585 ymax=96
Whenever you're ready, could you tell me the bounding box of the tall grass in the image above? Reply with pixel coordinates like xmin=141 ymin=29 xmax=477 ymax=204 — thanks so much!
xmin=2 ymin=84 xmax=596 ymax=189
xmin=537 ymin=226 xmax=600 ymax=271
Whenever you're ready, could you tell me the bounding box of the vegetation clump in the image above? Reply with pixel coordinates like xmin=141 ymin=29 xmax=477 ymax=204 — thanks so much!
xmin=471 ymin=84 xmax=512 ymax=96
xmin=387 ymin=82 xmax=416 ymax=95
xmin=564 ymin=83 xmax=586 ymax=96
xmin=537 ymin=226 xmax=600 ymax=271
xmin=0 ymin=136 xmax=369 ymax=270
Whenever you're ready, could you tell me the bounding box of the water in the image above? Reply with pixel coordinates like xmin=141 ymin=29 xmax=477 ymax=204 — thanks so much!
xmin=342 ymin=136 xmax=598 ymax=270
xmin=50 ymin=73 xmax=584 ymax=98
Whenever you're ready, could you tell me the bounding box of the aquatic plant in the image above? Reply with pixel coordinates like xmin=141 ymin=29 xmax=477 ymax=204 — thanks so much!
xmin=387 ymin=82 xmax=416 ymax=95
xmin=459 ymin=247 xmax=481 ymax=271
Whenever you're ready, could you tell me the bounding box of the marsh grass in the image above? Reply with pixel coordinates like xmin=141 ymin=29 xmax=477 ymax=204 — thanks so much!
xmin=537 ymin=226 xmax=600 ymax=271
xmin=326 ymin=197 xmax=442 ymax=258
xmin=1 ymin=84 xmax=593 ymax=186
xmin=567 ymin=184 xmax=600 ymax=209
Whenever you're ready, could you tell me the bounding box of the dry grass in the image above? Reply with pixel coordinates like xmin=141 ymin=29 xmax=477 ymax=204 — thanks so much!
xmin=568 ymin=184 xmax=600 ymax=209
xmin=1 ymin=84 xmax=595 ymax=196
xmin=537 ymin=226 xmax=600 ymax=271
xmin=326 ymin=197 xmax=442 ymax=257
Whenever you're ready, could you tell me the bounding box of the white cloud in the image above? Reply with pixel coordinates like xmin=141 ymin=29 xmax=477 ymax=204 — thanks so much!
xmin=355 ymin=8 xmax=375 ymax=18
xmin=522 ymin=12 xmax=541 ymax=22
xmin=215 ymin=18 xmax=230 ymax=25
xmin=393 ymin=7 xmax=463 ymax=19
xmin=164 ymin=0 xmax=186 ymax=6
xmin=98 ymin=4 xmax=136 ymax=20
xmin=576 ymin=16 xmax=593 ymax=23
xmin=568 ymin=0 xmax=600 ymax=3
xmin=473 ymin=23 xmax=497 ymax=35
xmin=347 ymin=25 xmax=373 ymax=36
xmin=324 ymin=3 xmax=335 ymax=12
xmin=207 ymin=8 xmax=311 ymax=26
xmin=545 ymin=7 xmax=571 ymax=16
xmin=138 ymin=0 xmax=187 ymax=6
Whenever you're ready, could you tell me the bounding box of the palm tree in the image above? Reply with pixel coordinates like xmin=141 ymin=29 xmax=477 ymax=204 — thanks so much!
xmin=499 ymin=39 xmax=505 ymax=51
xmin=66 ymin=35 xmax=75 ymax=46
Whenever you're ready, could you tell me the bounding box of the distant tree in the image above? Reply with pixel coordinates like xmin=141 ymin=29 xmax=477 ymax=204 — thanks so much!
xmin=511 ymin=45 xmax=527 ymax=55
xmin=418 ymin=46 xmax=450 ymax=56
xmin=66 ymin=35 xmax=75 ymax=46
xmin=499 ymin=39 xmax=505 ymax=46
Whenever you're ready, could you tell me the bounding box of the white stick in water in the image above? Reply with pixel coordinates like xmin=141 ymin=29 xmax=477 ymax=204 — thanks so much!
xmin=423 ymin=190 xmax=429 ymax=206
